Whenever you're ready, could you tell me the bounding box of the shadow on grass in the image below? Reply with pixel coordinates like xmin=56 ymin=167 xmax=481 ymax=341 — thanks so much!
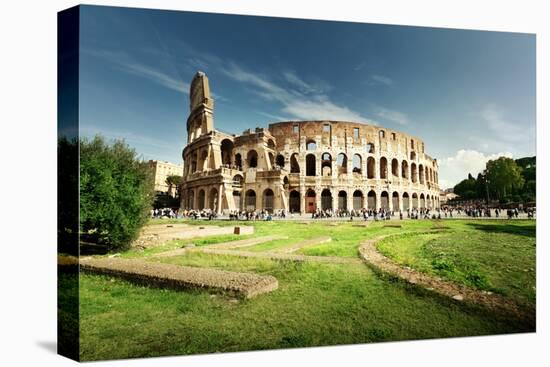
xmin=466 ymin=222 xmax=536 ymax=238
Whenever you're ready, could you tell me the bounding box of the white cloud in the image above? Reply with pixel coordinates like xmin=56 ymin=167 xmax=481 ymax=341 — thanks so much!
xmin=282 ymin=71 xmax=331 ymax=94
xmin=376 ymin=107 xmax=409 ymax=125
xmin=438 ymin=149 xmax=513 ymax=189
xmin=370 ymin=74 xmax=393 ymax=86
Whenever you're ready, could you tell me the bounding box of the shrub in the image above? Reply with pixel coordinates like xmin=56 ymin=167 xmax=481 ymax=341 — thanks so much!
xmin=80 ymin=135 xmax=154 ymax=251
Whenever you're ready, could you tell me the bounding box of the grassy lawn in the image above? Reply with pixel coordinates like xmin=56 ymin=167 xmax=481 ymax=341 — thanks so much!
xmin=73 ymin=218 xmax=536 ymax=361
xmin=376 ymin=220 xmax=536 ymax=308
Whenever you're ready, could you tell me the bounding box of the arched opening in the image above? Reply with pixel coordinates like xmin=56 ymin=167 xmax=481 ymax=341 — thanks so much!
xmin=401 ymin=160 xmax=408 ymax=179
xmin=306 ymin=139 xmax=317 ymax=151
xmin=337 ymin=153 xmax=348 ymax=174
xmin=410 ymin=151 xmax=416 ymax=160
xmin=353 ymin=190 xmax=363 ymax=210
xmin=352 ymin=154 xmax=362 ymax=174
xmin=392 ymin=191 xmax=399 ymax=210
xmin=305 ymin=189 xmax=316 ymax=213
xmin=245 ymin=190 xmax=256 ymax=211
xmin=276 ymin=154 xmax=285 ymax=168
xmin=232 ymin=191 xmax=241 ymax=211
xmin=289 ymin=190 xmax=300 ymax=213
xmin=209 ymin=188 xmax=218 ymax=211
xmin=267 ymin=139 xmax=276 ymax=149
xmin=367 ymin=157 xmax=375 ymax=178
xmin=268 ymin=152 xmax=275 ymax=168
xmin=338 ymin=191 xmax=347 ymax=210
xmin=366 ymin=142 xmax=375 ymax=154
xmin=419 ymin=164 xmax=425 ymax=184
xmin=420 ymin=193 xmax=425 ymax=209
xmin=321 ymin=189 xmax=332 ymax=210
xmin=198 ymin=189 xmax=206 ymax=210
xmin=321 ymin=152 xmax=332 ymax=176
xmin=221 ymin=139 xmax=234 ymax=165
xmin=426 ymin=195 xmax=432 ymax=209
xmin=247 ymin=150 xmax=258 ymax=168
xmin=263 ymin=189 xmax=274 ymax=213
xmin=199 ymin=150 xmax=209 ymax=171
xmin=412 ymin=193 xmax=418 ymax=209
xmin=306 ymin=154 xmax=316 ymax=176
xmin=367 ymin=190 xmax=377 ymax=210
xmin=403 ymin=192 xmax=410 ymax=211
xmin=381 ymin=191 xmax=389 ymax=209
xmin=379 ymin=130 xmax=385 ymax=139
xmin=283 ymin=176 xmax=289 ymax=189
xmin=411 ymin=163 xmax=418 ymax=183
xmin=187 ymin=190 xmax=195 ymax=209
xmin=391 ymin=159 xmax=399 ymax=177
xmin=232 ymin=174 xmax=243 ymax=188
xmin=235 ymin=153 xmax=242 ymax=170
xmin=380 ymin=157 xmax=388 ymax=179
xmin=290 ymin=153 xmax=300 ymax=173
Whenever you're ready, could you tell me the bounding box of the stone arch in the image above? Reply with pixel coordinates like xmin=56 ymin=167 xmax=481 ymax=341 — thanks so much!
xmin=232 ymin=174 xmax=243 ymax=188
xmin=276 ymin=154 xmax=285 ymax=168
xmin=245 ymin=189 xmax=256 ymax=211
xmin=402 ymin=192 xmax=410 ymax=211
xmin=187 ymin=189 xmax=195 ymax=209
xmin=337 ymin=153 xmax=348 ymax=174
xmin=412 ymin=193 xmax=418 ymax=209
xmin=401 ymin=160 xmax=409 ymax=179
xmin=420 ymin=193 xmax=425 ymax=209
xmin=380 ymin=157 xmax=388 ymax=179
xmin=306 ymin=153 xmax=316 ymax=176
xmin=247 ymin=150 xmax=258 ymax=168
xmin=381 ymin=191 xmax=389 ymax=209
xmin=410 ymin=151 xmax=416 ymax=160
xmin=232 ymin=190 xmax=241 ymax=210
xmin=191 ymin=152 xmax=198 ymax=173
xmin=306 ymin=139 xmax=317 ymax=151
xmin=267 ymin=138 xmax=276 ymax=149
xmin=263 ymin=188 xmax=274 ymax=213
xmin=290 ymin=153 xmax=300 ymax=173
xmin=209 ymin=187 xmax=218 ymax=211
xmin=268 ymin=152 xmax=275 ymax=168
xmin=367 ymin=157 xmax=375 ymax=178
xmin=289 ymin=190 xmax=300 ymax=213
xmin=366 ymin=142 xmax=375 ymax=154
xmin=199 ymin=150 xmax=209 ymax=171
xmin=367 ymin=190 xmax=376 ymax=210
xmin=419 ymin=164 xmax=425 ymax=184
xmin=352 ymin=154 xmax=362 ymax=174
xmin=392 ymin=191 xmax=399 ymax=210
xmin=305 ymin=189 xmax=316 ymax=213
xmin=321 ymin=152 xmax=332 ymax=176
xmin=220 ymin=139 xmax=234 ymax=165
xmin=338 ymin=190 xmax=347 ymax=210
xmin=391 ymin=158 xmax=399 ymax=177
xmin=411 ymin=163 xmax=418 ymax=183
xmin=234 ymin=153 xmax=242 ymax=169
xmin=321 ymin=189 xmax=332 ymax=210
xmin=198 ymin=189 xmax=206 ymax=210
xmin=353 ymin=190 xmax=363 ymax=210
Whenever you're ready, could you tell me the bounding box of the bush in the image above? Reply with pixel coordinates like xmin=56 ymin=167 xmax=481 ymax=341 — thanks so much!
xmin=80 ymin=135 xmax=154 ymax=251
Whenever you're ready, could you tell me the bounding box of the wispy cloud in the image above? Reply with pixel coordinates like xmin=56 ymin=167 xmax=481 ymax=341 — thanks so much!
xmin=257 ymin=111 xmax=291 ymax=122
xmin=84 ymin=49 xmax=190 ymax=94
xmin=369 ymin=74 xmax=393 ymax=86
xmin=438 ymin=149 xmax=513 ymax=189
xmin=376 ymin=107 xmax=409 ymax=125
xmin=282 ymin=71 xmax=331 ymax=94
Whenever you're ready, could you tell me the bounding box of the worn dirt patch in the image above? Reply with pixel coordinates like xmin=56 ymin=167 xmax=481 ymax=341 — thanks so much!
xmin=358 ymin=234 xmax=535 ymax=325
xmin=132 ymin=224 xmax=254 ymax=248
xmin=80 ymin=257 xmax=278 ymax=298
xmin=275 ymin=236 xmax=332 ymax=253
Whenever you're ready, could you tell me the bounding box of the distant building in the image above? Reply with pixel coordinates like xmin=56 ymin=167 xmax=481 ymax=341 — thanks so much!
xmin=148 ymin=160 xmax=184 ymax=197
xmin=440 ymin=190 xmax=459 ymax=204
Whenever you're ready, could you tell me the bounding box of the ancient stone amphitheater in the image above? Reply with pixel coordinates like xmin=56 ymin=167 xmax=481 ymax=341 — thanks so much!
xmin=181 ymin=72 xmax=440 ymax=214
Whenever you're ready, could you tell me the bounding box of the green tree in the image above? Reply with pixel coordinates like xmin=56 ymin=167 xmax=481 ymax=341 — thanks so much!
xmin=80 ymin=135 xmax=154 ymax=251
xmin=485 ymin=157 xmax=524 ymax=200
xmin=165 ymin=174 xmax=182 ymax=197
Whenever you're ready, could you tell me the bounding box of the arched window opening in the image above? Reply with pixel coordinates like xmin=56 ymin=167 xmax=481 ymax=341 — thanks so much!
xmin=380 ymin=157 xmax=388 ymax=179
xmin=247 ymin=150 xmax=258 ymax=168
xmin=290 ymin=153 xmax=300 ymax=173
xmin=306 ymin=154 xmax=316 ymax=176
xmin=337 ymin=153 xmax=348 ymax=174
xmin=367 ymin=157 xmax=375 ymax=178
xmin=352 ymin=154 xmax=362 ymax=174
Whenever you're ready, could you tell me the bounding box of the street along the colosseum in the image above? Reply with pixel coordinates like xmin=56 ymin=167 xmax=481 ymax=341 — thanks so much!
xmin=181 ymin=71 xmax=440 ymax=215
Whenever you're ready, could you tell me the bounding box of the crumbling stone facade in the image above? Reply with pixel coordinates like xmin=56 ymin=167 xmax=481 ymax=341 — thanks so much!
xmin=181 ymin=71 xmax=440 ymax=214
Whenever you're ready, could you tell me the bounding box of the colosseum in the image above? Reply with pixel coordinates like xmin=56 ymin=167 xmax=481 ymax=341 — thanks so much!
xmin=181 ymin=71 xmax=440 ymax=215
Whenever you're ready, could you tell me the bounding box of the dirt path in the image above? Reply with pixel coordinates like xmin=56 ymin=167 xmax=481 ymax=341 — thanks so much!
xmin=274 ymin=236 xmax=332 ymax=253
xmin=191 ymin=247 xmax=361 ymax=264
xmin=80 ymin=257 xmax=278 ymax=298
xmin=358 ymin=234 xmax=535 ymax=325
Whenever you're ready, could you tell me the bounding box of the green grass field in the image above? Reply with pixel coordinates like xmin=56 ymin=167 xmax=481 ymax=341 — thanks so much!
xmin=69 ymin=218 xmax=536 ymax=361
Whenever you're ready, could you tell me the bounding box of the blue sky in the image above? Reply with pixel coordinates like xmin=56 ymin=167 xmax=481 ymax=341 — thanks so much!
xmin=77 ymin=5 xmax=536 ymax=189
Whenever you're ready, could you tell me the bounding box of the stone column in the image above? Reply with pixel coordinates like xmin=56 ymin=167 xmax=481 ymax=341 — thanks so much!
xmin=300 ymin=186 xmax=306 ymax=215
xmin=347 ymin=190 xmax=353 ymax=212
xmin=217 ymin=184 xmax=223 ymax=214
xmin=376 ymin=190 xmax=381 ymax=211
xmin=399 ymin=192 xmax=404 ymax=212
xmin=332 ymin=189 xmax=338 ymax=211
